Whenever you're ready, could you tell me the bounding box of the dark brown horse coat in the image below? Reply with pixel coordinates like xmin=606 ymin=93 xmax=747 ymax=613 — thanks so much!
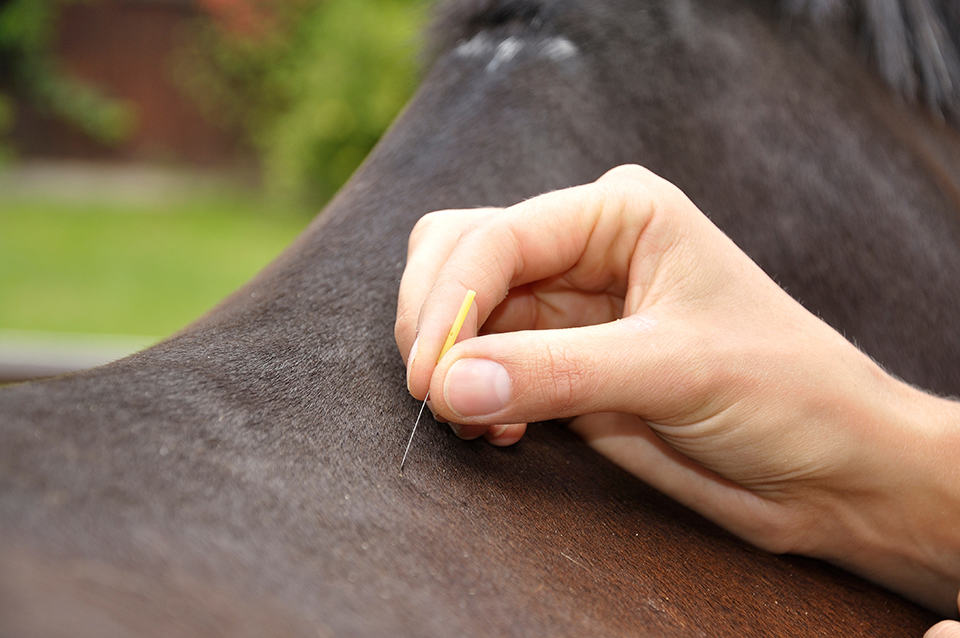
xmin=2 ymin=1 xmax=959 ymax=635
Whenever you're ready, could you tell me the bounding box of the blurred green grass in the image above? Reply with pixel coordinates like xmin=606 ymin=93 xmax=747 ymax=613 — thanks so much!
xmin=0 ymin=0 xmax=426 ymax=345
xmin=0 ymin=190 xmax=309 ymax=337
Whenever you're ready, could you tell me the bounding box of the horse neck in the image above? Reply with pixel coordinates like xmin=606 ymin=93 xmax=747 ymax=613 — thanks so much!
xmin=215 ymin=0 xmax=960 ymax=392
xmin=0 ymin=2 xmax=951 ymax=636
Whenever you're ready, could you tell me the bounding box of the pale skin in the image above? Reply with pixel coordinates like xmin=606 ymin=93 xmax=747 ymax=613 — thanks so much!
xmin=395 ymin=165 xmax=960 ymax=632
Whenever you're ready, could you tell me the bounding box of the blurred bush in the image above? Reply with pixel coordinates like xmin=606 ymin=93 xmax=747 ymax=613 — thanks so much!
xmin=0 ymin=93 xmax=12 ymax=164
xmin=0 ymin=0 xmax=135 ymax=156
xmin=178 ymin=0 xmax=426 ymax=207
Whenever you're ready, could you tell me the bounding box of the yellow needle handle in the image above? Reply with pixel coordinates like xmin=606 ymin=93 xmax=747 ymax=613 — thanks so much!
xmin=438 ymin=289 xmax=476 ymax=361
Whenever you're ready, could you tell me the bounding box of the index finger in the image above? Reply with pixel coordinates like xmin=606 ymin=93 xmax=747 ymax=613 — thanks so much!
xmin=406 ymin=172 xmax=658 ymax=399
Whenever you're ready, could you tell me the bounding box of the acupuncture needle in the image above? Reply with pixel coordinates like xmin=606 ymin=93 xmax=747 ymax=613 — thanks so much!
xmin=400 ymin=289 xmax=477 ymax=473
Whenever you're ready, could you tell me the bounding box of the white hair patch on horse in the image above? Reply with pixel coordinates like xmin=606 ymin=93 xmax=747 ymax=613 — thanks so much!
xmin=455 ymin=33 xmax=494 ymax=58
xmin=540 ymin=36 xmax=579 ymax=62
xmin=454 ymin=33 xmax=580 ymax=73
xmin=487 ymin=37 xmax=524 ymax=72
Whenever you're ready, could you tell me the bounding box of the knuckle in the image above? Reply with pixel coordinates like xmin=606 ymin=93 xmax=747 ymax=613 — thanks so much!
xmin=468 ymin=223 xmax=519 ymax=287
xmin=590 ymin=179 xmax=655 ymax=229
xmin=597 ymin=166 xmax=677 ymax=220
xmin=394 ymin=306 xmax=417 ymax=347
xmin=598 ymin=163 xmax=650 ymax=183
xmin=652 ymin=179 xmax=690 ymax=213
xmin=409 ymin=210 xmax=446 ymax=248
xmin=410 ymin=208 xmax=488 ymax=252
xmin=536 ymin=342 xmax=588 ymax=413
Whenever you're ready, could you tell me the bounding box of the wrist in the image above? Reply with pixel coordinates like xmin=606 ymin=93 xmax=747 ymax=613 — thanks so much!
xmin=809 ymin=373 xmax=960 ymax=614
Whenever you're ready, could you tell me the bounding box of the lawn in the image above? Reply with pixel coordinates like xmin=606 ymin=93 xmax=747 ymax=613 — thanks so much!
xmin=0 ymin=188 xmax=310 ymax=339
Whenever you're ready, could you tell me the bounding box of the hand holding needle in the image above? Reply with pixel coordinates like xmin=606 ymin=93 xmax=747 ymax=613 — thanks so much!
xmin=400 ymin=289 xmax=476 ymax=473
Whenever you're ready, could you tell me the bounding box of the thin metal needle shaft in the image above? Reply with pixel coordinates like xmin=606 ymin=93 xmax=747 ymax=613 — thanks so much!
xmin=400 ymin=391 xmax=429 ymax=473
xmin=399 ymin=288 xmax=476 ymax=474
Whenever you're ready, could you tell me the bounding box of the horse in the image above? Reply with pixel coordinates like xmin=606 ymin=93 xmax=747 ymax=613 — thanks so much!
xmin=2 ymin=0 xmax=958 ymax=635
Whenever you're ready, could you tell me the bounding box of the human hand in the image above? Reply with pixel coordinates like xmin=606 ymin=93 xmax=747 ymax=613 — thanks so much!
xmin=926 ymin=593 xmax=960 ymax=638
xmin=395 ymin=165 xmax=960 ymax=613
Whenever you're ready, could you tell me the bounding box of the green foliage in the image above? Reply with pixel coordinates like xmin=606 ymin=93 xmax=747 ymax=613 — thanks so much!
xmin=0 ymin=0 xmax=134 ymax=146
xmin=179 ymin=0 xmax=426 ymax=207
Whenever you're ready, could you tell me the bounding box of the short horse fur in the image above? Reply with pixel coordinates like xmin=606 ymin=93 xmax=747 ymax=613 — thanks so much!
xmin=2 ymin=1 xmax=959 ymax=635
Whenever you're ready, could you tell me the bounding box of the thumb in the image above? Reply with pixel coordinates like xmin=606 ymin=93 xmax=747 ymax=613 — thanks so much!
xmin=429 ymin=313 xmax=708 ymax=426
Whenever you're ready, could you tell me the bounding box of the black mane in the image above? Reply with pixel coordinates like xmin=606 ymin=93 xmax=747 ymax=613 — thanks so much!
xmin=431 ymin=0 xmax=960 ymax=123
xmin=786 ymin=0 xmax=960 ymax=121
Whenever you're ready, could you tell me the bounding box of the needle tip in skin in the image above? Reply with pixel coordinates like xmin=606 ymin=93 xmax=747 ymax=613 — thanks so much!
xmin=400 ymin=394 xmax=430 ymax=473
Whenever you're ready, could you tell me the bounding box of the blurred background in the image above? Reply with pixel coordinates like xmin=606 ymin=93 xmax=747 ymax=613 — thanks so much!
xmin=0 ymin=0 xmax=427 ymax=381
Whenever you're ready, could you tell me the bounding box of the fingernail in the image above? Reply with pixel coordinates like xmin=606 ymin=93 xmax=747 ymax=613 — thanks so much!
xmin=406 ymin=336 xmax=419 ymax=392
xmin=488 ymin=424 xmax=509 ymax=439
xmin=443 ymin=359 xmax=511 ymax=417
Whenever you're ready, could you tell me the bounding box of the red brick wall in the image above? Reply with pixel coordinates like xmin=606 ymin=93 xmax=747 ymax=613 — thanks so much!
xmin=11 ymin=0 xmax=245 ymax=165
